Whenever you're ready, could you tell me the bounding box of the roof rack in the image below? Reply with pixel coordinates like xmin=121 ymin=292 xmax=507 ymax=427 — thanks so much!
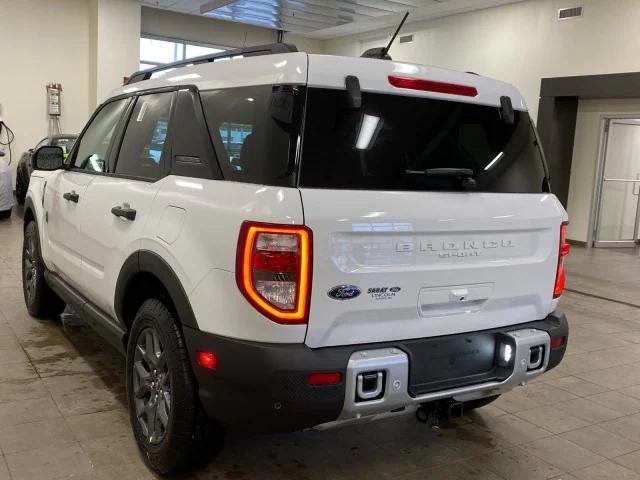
xmin=125 ymin=43 xmax=298 ymax=85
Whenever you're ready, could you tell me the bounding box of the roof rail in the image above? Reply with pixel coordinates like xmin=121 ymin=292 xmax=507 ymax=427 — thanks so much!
xmin=125 ymin=43 xmax=298 ymax=85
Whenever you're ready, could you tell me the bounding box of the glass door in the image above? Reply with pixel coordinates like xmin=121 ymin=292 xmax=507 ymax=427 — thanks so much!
xmin=595 ymin=119 xmax=640 ymax=247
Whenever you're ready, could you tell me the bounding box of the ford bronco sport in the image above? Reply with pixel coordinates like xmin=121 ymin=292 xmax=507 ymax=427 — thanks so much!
xmin=21 ymin=43 xmax=569 ymax=474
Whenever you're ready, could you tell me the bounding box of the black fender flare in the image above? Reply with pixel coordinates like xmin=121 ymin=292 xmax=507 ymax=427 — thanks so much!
xmin=23 ymin=196 xmax=38 ymax=227
xmin=114 ymin=250 xmax=199 ymax=330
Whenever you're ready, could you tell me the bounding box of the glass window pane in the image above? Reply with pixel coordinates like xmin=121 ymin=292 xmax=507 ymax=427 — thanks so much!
xmin=200 ymin=86 xmax=302 ymax=186
xmin=73 ymin=100 xmax=128 ymax=173
xmin=140 ymin=38 xmax=183 ymax=64
xmin=115 ymin=93 xmax=173 ymax=179
xmin=186 ymin=44 xmax=224 ymax=59
xmin=299 ymin=88 xmax=547 ymax=193
xmin=139 ymin=63 xmax=155 ymax=71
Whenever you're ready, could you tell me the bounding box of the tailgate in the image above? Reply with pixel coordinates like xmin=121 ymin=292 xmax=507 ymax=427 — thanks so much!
xmin=301 ymin=189 xmax=565 ymax=348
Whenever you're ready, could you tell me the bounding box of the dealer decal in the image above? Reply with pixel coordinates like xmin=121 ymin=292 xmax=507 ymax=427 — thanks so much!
xmin=367 ymin=286 xmax=401 ymax=300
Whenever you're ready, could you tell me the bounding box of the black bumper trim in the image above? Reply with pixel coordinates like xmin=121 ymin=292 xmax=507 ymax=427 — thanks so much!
xmin=183 ymin=311 xmax=568 ymax=433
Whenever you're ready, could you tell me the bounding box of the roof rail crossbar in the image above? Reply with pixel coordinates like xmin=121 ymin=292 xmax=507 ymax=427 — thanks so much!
xmin=126 ymin=43 xmax=298 ymax=85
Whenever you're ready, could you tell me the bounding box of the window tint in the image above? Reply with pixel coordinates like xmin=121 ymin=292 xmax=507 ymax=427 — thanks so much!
xmin=200 ymin=85 xmax=302 ymax=186
xmin=115 ymin=93 xmax=173 ymax=179
xmin=73 ymin=99 xmax=128 ymax=173
xmin=299 ymin=88 xmax=548 ymax=193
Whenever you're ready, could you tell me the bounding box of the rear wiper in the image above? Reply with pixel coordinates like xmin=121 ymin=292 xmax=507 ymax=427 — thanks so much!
xmin=405 ymin=168 xmax=477 ymax=187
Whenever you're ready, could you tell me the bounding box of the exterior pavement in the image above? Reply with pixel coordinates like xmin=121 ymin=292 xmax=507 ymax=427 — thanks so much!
xmin=1 ymin=205 xmax=640 ymax=479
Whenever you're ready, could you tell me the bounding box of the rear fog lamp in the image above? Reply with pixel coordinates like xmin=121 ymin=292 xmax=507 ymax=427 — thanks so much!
xmin=308 ymin=372 xmax=342 ymax=386
xmin=550 ymin=336 xmax=566 ymax=349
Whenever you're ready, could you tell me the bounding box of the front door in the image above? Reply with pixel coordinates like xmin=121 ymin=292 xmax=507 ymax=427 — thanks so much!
xmin=595 ymin=119 xmax=640 ymax=247
xmin=75 ymin=91 xmax=174 ymax=314
xmin=46 ymin=98 xmax=129 ymax=288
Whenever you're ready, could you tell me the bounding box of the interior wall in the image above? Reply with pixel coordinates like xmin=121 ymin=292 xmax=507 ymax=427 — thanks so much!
xmin=323 ymin=0 xmax=640 ymax=122
xmin=91 ymin=0 xmax=141 ymax=106
xmin=141 ymin=7 xmax=324 ymax=54
xmin=567 ymin=99 xmax=640 ymax=243
xmin=0 ymin=0 xmax=91 ymax=177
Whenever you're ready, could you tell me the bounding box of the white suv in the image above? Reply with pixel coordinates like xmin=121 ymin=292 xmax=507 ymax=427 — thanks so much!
xmin=22 ymin=44 xmax=569 ymax=475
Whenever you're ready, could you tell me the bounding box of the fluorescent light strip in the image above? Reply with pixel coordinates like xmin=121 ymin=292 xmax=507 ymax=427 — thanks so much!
xmin=356 ymin=114 xmax=380 ymax=150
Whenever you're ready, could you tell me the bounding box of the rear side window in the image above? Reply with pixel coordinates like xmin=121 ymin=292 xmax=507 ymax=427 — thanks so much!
xmin=200 ymin=85 xmax=302 ymax=186
xmin=115 ymin=92 xmax=173 ymax=179
xmin=72 ymin=99 xmax=128 ymax=173
xmin=298 ymin=88 xmax=548 ymax=193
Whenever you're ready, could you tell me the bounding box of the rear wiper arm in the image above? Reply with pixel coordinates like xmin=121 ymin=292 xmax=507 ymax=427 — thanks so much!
xmin=405 ymin=168 xmax=477 ymax=187
xmin=405 ymin=167 xmax=474 ymax=177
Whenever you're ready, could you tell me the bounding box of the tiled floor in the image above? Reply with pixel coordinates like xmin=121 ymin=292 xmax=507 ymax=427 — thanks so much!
xmin=2 ymin=206 xmax=640 ymax=480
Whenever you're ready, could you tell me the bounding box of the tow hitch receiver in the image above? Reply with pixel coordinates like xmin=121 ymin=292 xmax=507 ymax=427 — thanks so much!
xmin=416 ymin=399 xmax=464 ymax=426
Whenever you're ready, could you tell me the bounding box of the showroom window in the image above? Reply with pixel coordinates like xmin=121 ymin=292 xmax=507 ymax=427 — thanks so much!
xmin=139 ymin=36 xmax=227 ymax=71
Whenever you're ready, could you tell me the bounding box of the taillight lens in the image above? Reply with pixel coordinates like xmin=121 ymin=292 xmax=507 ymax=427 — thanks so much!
xmin=388 ymin=75 xmax=478 ymax=97
xmin=236 ymin=222 xmax=312 ymax=324
xmin=553 ymin=222 xmax=570 ymax=298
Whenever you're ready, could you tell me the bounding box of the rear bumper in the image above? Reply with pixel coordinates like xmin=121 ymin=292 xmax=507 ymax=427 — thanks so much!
xmin=183 ymin=311 xmax=568 ymax=432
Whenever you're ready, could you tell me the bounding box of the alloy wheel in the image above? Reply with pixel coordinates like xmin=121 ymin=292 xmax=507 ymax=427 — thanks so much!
xmin=133 ymin=327 xmax=172 ymax=445
xmin=23 ymin=234 xmax=37 ymax=303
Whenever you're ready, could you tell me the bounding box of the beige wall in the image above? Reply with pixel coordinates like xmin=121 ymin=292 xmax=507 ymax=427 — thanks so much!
xmin=91 ymin=0 xmax=141 ymax=105
xmin=0 ymin=0 xmax=140 ymax=185
xmin=141 ymin=7 xmax=324 ymax=54
xmin=323 ymin=0 xmax=640 ymax=122
xmin=0 ymin=0 xmax=91 ymax=175
xmin=567 ymin=99 xmax=640 ymax=243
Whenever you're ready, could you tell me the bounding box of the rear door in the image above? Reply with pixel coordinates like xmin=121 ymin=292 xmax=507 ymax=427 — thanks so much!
xmin=298 ymin=87 xmax=566 ymax=348
xmin=75 ymin=91 xmax=175 ymax=314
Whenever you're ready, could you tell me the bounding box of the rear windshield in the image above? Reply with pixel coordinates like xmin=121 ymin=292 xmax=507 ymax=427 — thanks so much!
xmin=298 ymin=88 xmax=549 ymax=193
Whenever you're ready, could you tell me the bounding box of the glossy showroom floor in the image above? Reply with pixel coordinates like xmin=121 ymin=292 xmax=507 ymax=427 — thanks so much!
xmin=2 ymin=206 xmax=640 ymax=480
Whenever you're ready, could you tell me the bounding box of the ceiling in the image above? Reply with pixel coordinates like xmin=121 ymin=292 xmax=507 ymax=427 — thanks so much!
xmin=140 ymin=0 xmax=525 ymax=39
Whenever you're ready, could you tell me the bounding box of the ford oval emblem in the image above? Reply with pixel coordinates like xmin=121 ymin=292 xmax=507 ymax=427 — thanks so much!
xmin=328 ymin=285 xmax=361 ymax=300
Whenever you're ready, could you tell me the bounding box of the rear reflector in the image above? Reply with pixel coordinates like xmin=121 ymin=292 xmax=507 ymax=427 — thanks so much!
xmin=236 ymin=222 xmax=312 ymax=324
xmin=308 ymin=372 xmax=342 ymax=386
xmin=388 ymin=75 xmax=478 ymax=97
xmin=553 ymin=222 xmax=570 ymax=298
xmin=198 ymin=351 xmax=217 ymax=369
xmin=550 ymin=336 xmax=566 ymax=349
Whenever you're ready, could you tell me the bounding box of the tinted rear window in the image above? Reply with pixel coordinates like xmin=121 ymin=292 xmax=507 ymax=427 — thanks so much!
xmin=298 ymin=88 xmax=548 ymax=193
xmin=200 ymin=85 xmax=303 ymax=186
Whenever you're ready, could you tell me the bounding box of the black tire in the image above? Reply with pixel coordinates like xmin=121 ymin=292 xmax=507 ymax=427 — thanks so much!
xmin=126 ymin=299 xmax=224 ymax=475
xmin=464 ymin=395 xmax=500 ymax=412
xmin=15 ymin=170 xmax=26 ymax=205
xmin=22 ymin=221 xmax=65 ymax=318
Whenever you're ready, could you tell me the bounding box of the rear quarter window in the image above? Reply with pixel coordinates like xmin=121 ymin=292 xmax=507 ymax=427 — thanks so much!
xmin=199 ymin=85 xmax=303 ymax=187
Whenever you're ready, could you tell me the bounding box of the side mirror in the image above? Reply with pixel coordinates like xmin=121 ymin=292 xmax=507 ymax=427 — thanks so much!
xmin=33 ymin=146 xmax=65 ymax=171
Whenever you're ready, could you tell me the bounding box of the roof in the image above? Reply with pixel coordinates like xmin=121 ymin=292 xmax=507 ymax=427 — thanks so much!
xmin=110 ymin=51 xmax=527 ymax=111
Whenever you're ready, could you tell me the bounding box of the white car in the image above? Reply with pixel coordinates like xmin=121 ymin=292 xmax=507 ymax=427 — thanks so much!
xmin=22 ymin=43 xmax=569 ymax=475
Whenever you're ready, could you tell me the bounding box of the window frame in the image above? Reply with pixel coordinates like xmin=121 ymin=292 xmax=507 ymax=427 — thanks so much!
xmin=111 ymin=91 xmax=177 ymax=181
xmin=66 ymin=86 xmax=183 ymax=183
xmin=66 ymin=97 xmax=132 ymax=175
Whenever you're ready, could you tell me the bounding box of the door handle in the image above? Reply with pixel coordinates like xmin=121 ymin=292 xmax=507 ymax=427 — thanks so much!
xmin=111 ymin=204 xmax=137 ymax=221
xmin=62 ymin=191 xmax=79 ymax=203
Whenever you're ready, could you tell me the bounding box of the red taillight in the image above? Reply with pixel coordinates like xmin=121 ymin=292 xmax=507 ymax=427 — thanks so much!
xmin=198 ymin=351 xmax=217 ymax=369
xmin=236 ymin=222 xmax=312 ymax=324
xmin=553 ymin=222 xmax=570 ymax=298
xmin=388 ymin=75 xmax=478 ymax=97
xmin=307 ymin=372 xmax=342 ymax=386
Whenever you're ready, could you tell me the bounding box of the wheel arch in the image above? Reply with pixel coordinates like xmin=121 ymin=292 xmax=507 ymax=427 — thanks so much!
xmin=23 ymin=197 xmax=37 ymax=229
xmin=115 ymin=250 xmax=199 ymax=342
